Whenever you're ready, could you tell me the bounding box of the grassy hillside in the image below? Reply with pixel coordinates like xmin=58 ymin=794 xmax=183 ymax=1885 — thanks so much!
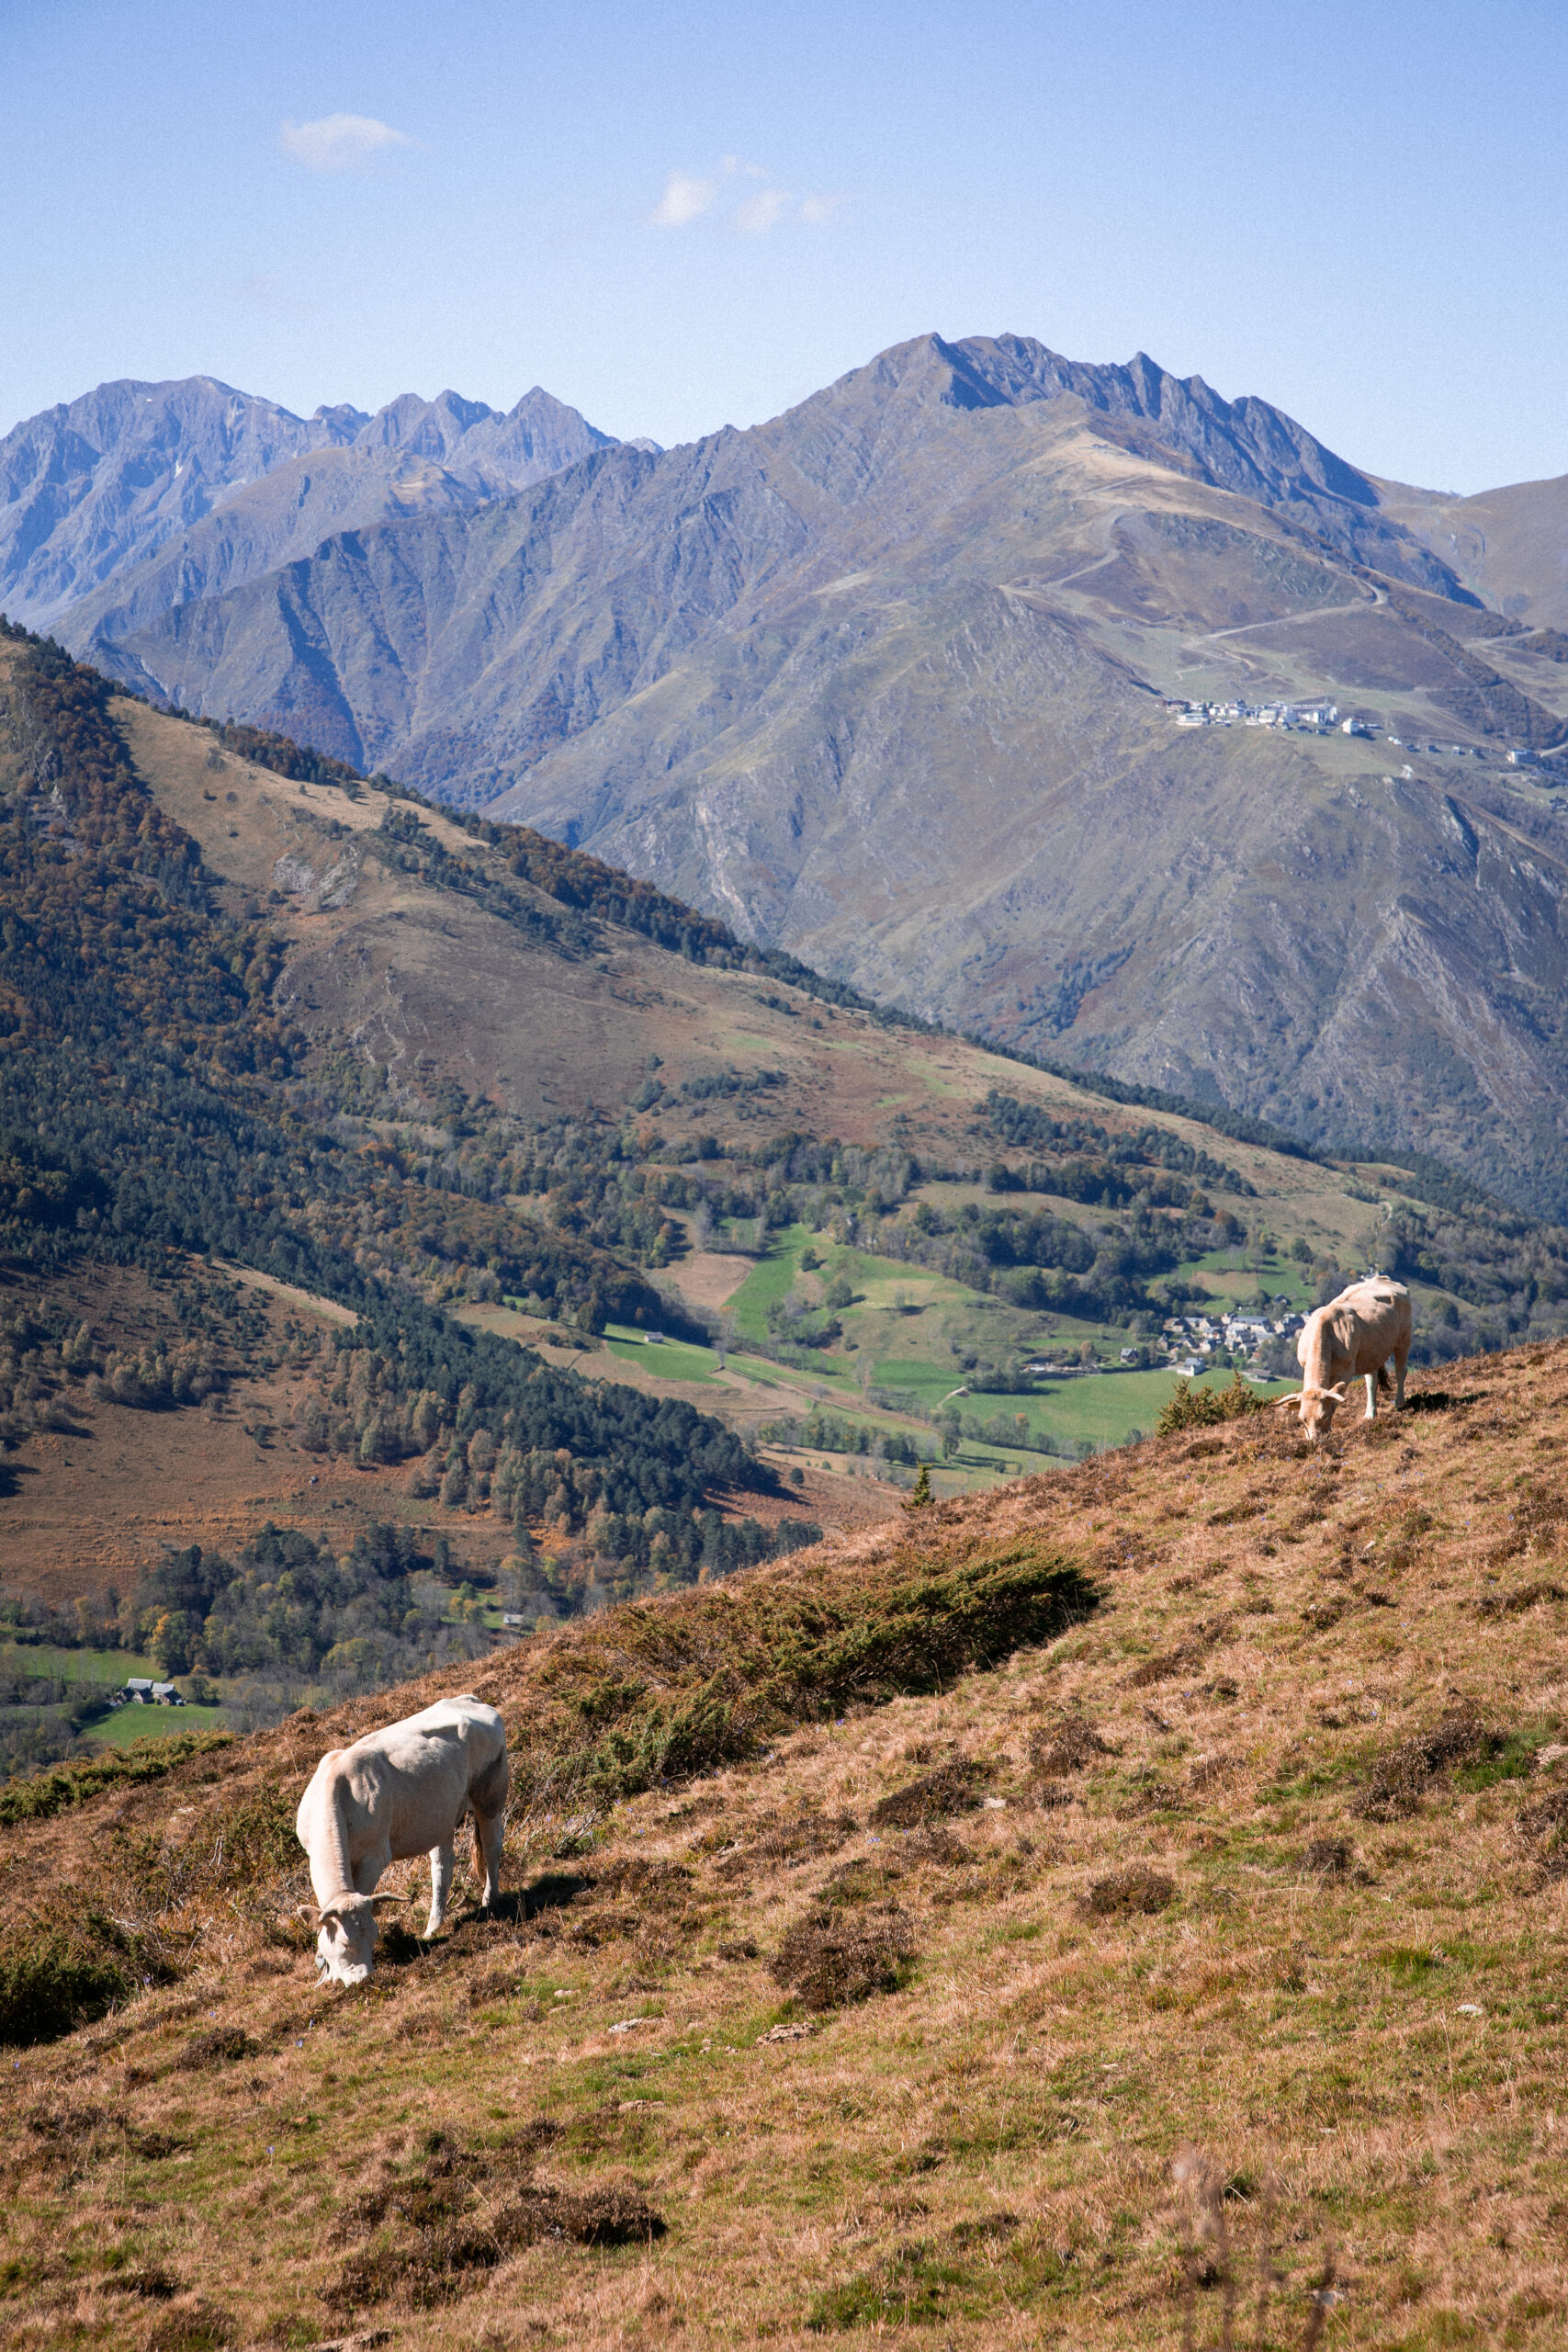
xmin=3 ymin=1345 xmax=1567 ymax=2346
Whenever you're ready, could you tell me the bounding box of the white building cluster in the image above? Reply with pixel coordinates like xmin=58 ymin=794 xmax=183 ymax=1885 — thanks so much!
xmin=1168 ymin=707 xmax=1552 ymax=768
xmin=1164 ymin=698 xmax=1359 ymax=732
xmin=1161 ymin=1308 xmax=1303 ymax=1376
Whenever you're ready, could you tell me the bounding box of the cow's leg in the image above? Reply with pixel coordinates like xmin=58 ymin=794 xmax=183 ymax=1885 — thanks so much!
xmin=473 ymin=1805 xmax=504 ymax=1909
xmin=1364 ymin=1371 xmax=1378 ymax=1421
xmin=425 ymin=1838 xmax=455 ymax=1938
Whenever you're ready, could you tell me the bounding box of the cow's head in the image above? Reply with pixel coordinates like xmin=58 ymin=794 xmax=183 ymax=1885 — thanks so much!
xmin=1271 ymin=1314 xmax=1346 ymax=1442
xmin=301 ymin=1892 xmax=404 ymax=1985
xmin=1272 ymin=1383 xmax=1348 ymax=1442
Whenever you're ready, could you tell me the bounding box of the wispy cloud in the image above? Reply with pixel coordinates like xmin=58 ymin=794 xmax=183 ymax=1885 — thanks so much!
xmin=280 ymin=113 xmax=412 ymax=174
xmin=649 ymin=160 xmax=844 ymax=235
xmin=732 ymin=186 xmax=794 ymax=236
xmin=649 ymin=166 xmax=728 ymax=228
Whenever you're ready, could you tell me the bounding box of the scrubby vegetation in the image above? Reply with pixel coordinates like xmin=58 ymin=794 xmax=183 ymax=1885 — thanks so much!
xmin=0 ymin=623 xmax=807 ymax=1469
xmin=1156 ymin=1371 xmax=1269 ymax=1436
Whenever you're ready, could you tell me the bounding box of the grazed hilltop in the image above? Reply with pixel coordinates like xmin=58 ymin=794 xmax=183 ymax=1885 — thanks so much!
xmin=2 ymin=1333 xmax=1566 ymax=2346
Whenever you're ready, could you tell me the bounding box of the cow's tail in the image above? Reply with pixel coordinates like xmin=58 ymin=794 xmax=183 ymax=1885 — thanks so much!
xmin=1376 ymin=1363 xmax=1393 ymax=1394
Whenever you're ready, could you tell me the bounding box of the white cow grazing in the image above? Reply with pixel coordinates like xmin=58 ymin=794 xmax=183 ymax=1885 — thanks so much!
xmin=1277 ymin=1276 xmax=1413 ymax=1442
xmin=295 ymin=1695 xmax=509 ymax=1986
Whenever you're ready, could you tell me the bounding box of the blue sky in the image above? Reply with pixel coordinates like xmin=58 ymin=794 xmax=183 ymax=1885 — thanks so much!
xmin=6 ymin=0 xmax=1565 ymax=491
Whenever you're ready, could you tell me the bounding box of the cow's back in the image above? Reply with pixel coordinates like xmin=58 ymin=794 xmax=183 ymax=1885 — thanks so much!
xmin=1322 ymin=1279 xmax=1412 ymax=1371
xmin=336 ymin=1698 xmax=507 ymax=1863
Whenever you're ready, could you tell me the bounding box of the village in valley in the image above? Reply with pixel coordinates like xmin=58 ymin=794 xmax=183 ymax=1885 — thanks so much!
xmin=1156 ymin=1304 xmax=1303 ymax=1378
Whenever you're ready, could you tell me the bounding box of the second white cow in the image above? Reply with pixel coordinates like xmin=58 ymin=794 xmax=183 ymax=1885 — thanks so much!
xmin=1278 ymin=1275 xmax=1414 ymax=1442
xmin=295 ymin=1694 xmax=509 ymax=1985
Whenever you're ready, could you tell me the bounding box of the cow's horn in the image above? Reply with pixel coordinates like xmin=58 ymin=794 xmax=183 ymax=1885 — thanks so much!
xmin=1270 ymin=1390 xmax=1304 ymax=1408
xmin=368 ymin=1894 xmax=409 ymax=1912
xmin=296 ymin=1902 xmax=322 ymax=1928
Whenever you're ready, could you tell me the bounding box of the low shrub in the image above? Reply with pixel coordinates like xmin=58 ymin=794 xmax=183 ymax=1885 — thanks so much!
xmin=1082 ymin=1867 xmax=1175 ymax=1918
xmin=771 ymin=1903 xmax=917 ymax=2009
xmin=1029 ymin=1719 xmax=1115 ymax=1777
xmin=328 ymin=2180 xmax=664 ymax=2309
xmin=1156 ymin=1374 xmax=1267 ymax=1437
xmin=538 ymin=1546 xmax=1097 ymax=1808
xmin=176 ymin=2028 xmax=257 ymax=2071
xmin=0 ymin=1908 xmax=135 ymax=2046
xmin=0 ymin=1732 xmax=233 ymax=1827
xmin=142 ymin=2302 xmax=239 ymax=2352
xmin=1354 ymin=1713 xmax=1492 ymax=1821
xmin=871 ymin=1758 xmax=991 ymax=1829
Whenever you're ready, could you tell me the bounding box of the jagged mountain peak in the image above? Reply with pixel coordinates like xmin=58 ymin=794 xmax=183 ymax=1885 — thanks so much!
xmin=0 ymin=371 xmax=619 ymax=636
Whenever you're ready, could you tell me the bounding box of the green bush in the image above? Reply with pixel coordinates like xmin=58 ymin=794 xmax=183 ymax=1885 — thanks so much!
xmin=0 ymin=1910 xmax=135 ymax=2046
xmin=0 ymin=1731 xmax=233 ymax=1827
xmin=1156 ymin=1372 xmax=1266 ymax=1436
xmin=552 ymin=1544 xmax=1096 ymax=1806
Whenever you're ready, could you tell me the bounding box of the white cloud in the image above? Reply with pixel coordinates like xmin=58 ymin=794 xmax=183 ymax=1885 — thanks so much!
xmin=649 ymin=160 xmax=844 ymax=235
xmin=650 ymin=167 xmax=725 ymax=228
xmin=279 ymin=113 xmax=412 ymax=174
xmin=732 ymin=186 xmax=794 ymax=235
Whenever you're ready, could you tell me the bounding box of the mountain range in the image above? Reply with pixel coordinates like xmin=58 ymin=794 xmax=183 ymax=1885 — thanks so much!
xmin=0 ymin=374 xmax=619 ymax=637
xmin=7 ymin=335 xmax=1568 ymax=1215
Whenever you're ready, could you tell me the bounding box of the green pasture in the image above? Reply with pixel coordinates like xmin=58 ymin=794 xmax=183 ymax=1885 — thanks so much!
xmin=723 ymin=1225 xmax=816 ymax=1340
xmin=1022 ymin=1364 xmax=1295 ymax=1450
xmin=95 ymin=1700 xmax=229 ymax=1745
xmin=725 ymin=1227 xmax=973 ymax=1351
xmin=594 ymin=1222 xmax=1302 ymax=1483
xmin=0 ymin=1643 xmax=157 ymax=1685
xmin=871 ymin=1357 xmax=976 ymax=1409
xmin=601 ymin=1323 xmax=854 ymax=1399
xmin=875 ymin=1362 xmax=1295 ymax=1458
xmin=1174 ymin=1244 xmax=1315 ymax=1308
xmin=604 ymin=1326 xmax=722 ymax=1384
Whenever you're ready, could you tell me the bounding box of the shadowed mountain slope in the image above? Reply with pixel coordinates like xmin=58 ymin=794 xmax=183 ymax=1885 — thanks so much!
xmin=82 ymin=334 xmax=1568 ymax=1215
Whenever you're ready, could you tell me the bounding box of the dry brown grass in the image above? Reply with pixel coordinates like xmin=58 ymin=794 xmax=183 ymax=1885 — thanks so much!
xmin=5 ymin=1348 xmax=1568 ymax=2345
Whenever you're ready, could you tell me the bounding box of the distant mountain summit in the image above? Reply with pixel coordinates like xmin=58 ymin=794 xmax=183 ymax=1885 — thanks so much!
xmin=0 ymin=377 xmax=358 ymax=627
xmin=0 ymin=376 xmax=616 ymax=635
